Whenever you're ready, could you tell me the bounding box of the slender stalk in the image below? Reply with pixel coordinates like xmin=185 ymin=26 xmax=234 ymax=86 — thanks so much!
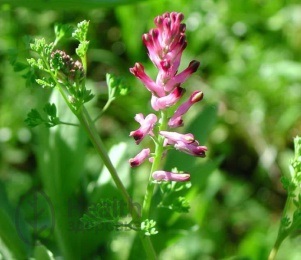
xmin=78 ymin=106 xmax=137 ymax=215
xmin=58 ymin=120 xmax=79 ymax=126
xmin=142 ymin=110 xmax=168 ymax=219
xmin=76 ymin=106 xmax=157 ymax=259
xmin=268 ymin=237 xmax=283 ymax=260
xmin=93 ymin=98 xmax=114 ymax=122
xmin=268 ymin=195 xmax=293 ymax=260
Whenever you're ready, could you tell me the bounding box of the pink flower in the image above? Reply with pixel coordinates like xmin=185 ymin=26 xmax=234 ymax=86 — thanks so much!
xmin=130 ymin=63 xmax=165 ymax=97
xmin=151 ymin=86 xmax=185 ymax=111
xmin=169 ymin=91 xmax=203 ymax=128
xmin=163 ymin=60 xmax=200 ymax=92
xmin=130 ymin=113 xmax=157 ymax=144
xmin=174 ymin=141 xmax=207 ymax=157
xmin=129 ymin=148 xmax=150 ymax=167
xmin=168 ymin=116 xmax=184 ymax=128
xmin=159 ymin=131 xmax=195 ymax=144
xmin=129 ymin=12 xmax=207 ymax=175
xmin=143 ymin=12 xmax=186 ymax=72
xmin=152 ymin=170 xmax=190 ymax=182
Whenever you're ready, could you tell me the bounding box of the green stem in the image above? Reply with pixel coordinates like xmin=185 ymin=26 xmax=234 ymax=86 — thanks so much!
xmin=77 ymin=106 xmax=157 ymax=259
xmin=268 ymin=235 xmax=284 ymax=260
xmin=77 ymin=106 xmax=137 ymax=215
xmin=268 ymin=194 xmax=293 ymax=260
xmin=93 ymin=98 xmax=114 ymax=122
xmin=142 ymin=110 xmax=168 ymax=219
xmin=58 ymin=120 xmax=79 ymax=126
xmin=43 ymin=54 xmax=156 ymax=259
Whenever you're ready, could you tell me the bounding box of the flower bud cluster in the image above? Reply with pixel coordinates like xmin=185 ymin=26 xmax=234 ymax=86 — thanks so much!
xmin=51 ymin=50 xmax=85 ymax=83
xmin=129 ymin=12 xmax=207 ymax=182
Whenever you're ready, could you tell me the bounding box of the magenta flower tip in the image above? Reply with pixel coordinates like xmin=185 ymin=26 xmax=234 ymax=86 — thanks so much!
xmin=188 ymin=60 xmax=200 ymax=73
xmin=190 ymin=91 xmax=204 ymax=103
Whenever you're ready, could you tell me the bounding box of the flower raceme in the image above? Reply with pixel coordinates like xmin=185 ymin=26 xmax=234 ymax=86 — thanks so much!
xmin=129 ymin=12 xmax=207 ymax=182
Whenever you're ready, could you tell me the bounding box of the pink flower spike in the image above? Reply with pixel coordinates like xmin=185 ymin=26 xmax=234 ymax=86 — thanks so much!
xmin=129 ymin=148 xmax=150 ymax=167
xmin=159 ymin=131 xmax=195 ymax=144
xmin=130 ymin=113 xmax=157 ymax=144
xmin=174 ymin=141 xmax=207 ymax=157
xmin=169 ymin=91 xmax=204 ymax=127
xmin=151 ymin=86 xmax=185 ymax=111
xmin=164 ymin=60 xmax=200 ymax=92
xmin=152 ymin=170 xmax=190 ymax=182
xmin=143 ymin=12 xmax=187 ymax=72
xmin=130 ymin=63 xmax=165 ymax=97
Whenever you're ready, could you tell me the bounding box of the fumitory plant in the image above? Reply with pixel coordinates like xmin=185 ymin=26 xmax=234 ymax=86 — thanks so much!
xmin=22 ymin=11 xmax=207 ymax=259
xmin=128 ymin=12 xmax=207 ymax=220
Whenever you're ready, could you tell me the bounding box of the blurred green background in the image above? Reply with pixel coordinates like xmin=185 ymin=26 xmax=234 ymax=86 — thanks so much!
xmin=0 ymin=0 xmax=301 ymax=259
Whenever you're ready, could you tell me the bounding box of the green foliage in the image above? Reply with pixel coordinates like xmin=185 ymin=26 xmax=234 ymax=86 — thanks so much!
xmin=73 ymin=21 xmax=90 ymax=59
xmin=106 ymin=73 xmax=131 ymax=99
xmin=158 ymin=179 xmax=191 ymax=213
xmin=25 ymin=103 xmax=60 ymax=128
xmin=30 ymin=38 xmax=53 ymax=59
xmin=80 ymin=200 xmax=121 ymax=230
xmin=141 ymin=219 xmax=158 ymax=236
xmin=54 ymin=23 xmax=73 ymax=44
xmin=72 ymin=20 xmax=89 ymax=42
xmin=35 ymin=77 xmax=56 ymax=89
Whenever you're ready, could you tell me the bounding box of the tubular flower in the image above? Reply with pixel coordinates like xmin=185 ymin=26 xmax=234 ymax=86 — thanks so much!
xmin=129 ymin=12 xmax=207 ymax=182
xmin=174 ymin=141 xmax=207 ymax=157
xmin=129 ymin=113 xmax=157 ymax=144
xmin=152 ymin=170 xmax=190 ymax=182
xmin=129 ymin=148 xmax=151 ymax=167
xmin=159 ymin=131 xmax=195 ymax=144
xmin=168 ymin=91 xmax=204 ymax=128
xmin=151 ymin=86 xmax=185 ymax=111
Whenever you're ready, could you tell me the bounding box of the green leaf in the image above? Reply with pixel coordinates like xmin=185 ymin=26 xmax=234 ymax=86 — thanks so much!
xmin=82 ymin=89 xmax=94 ymax=103
xmin=29 ymin=38 xmax=53 ymax=60
xmin=158 ymin=181 xmax=191 ymax=213
xmin=43 ymin=103 xmax=57 ymax=118
xmin=72 ymin=20 xmax=89 ymax=42
xmin=36 ymin=77 xmax=56 ymax=88
xmin=75 ymin=41 xmax=89 ymax=58
xmin=27 ymin=58 xmax=44 ymax=70
xmin=80 ymin=199 xmax=120 ymax=229
xmin=13 ymin=62 xmax=28 ymax=72
xmin=24 ymin=109 xmax=45 ymax=127
xmin=24 ymin=69 xmax=39 ymax=88
xmin=280 ymin=176 xmax=290 ymax=191
xmin=106 ymin=73 xmax=131 ymax=99
xmin=54 ymin=23 xmax=73 ymax=42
